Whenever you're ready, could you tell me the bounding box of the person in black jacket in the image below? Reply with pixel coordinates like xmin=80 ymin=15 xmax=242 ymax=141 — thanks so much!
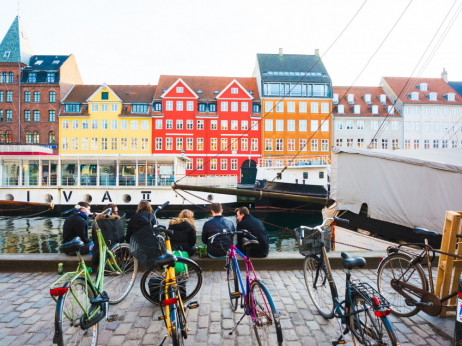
xmin=126 ymin=200 xmax=154 ymax=243
xmin=235 ymin=207 xmax=269 ymax=258
xmin=168 ymin=209 xmax=197 ymax=256
xmin=202 ymin=203 xmax=235 ymax=258
xmin=62 ymin=201 xmax=93 ymax=255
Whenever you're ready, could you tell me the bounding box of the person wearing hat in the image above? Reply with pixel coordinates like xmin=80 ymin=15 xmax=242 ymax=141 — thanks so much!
xmin=62 ymin=201 xmax=93 ymax=255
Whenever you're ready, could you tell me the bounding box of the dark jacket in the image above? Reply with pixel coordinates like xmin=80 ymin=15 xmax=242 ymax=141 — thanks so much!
xmin=202 ymin=215 xmax=235 ymax=257
xmin=169 ymin=219 xmax=196 ymax=256
xmin=63 ymin=212 xmax=91 ymax=244
xmin=126 ymin=211 xmax=154 ymax=243
xmin=236 ymin=214 xmax=269 ymax=258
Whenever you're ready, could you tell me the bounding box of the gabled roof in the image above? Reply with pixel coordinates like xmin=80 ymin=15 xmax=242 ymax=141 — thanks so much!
xmin=154 ymin=75 xmax=259 ymax=100
xmin=448 ymin=82 xmax=462 ymax=97
xmin=160 ymin=78 xmax=198 ymax=99
xmin=256 ymin=53 xmax=331 ymax=83
xmin=216 ymin=79 xmax=253 ymax=99
xmin=383 ymin=77 xmax=462 ymax=104
xmin=333 ymin=86 xmax=398 ymax=117
xmin=24 ymin=55 xmax=70 ymax=71
xmin=0 ymin=16 xmax=33 ymax=64
xmin=62 ymin=85 xmax=156 ymax=103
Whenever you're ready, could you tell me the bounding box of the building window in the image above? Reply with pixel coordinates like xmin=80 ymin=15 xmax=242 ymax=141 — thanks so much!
xmin=101 ymin=138 xmax=108 ymax=150
xmin=241 ymin=102 xmax=248 ymax=112
xmin=392 ymin=139 xmax=399 ymax=149
xmin=121 ymin=138 xmax=128 ymax=150
xmin=155 ymin=138 xmax=162 ymax=150
xmin=287 ymin=102 xmax=295 ymax=113
xmin=166 ymin=119 xmax=173 ymax=129
xmin=82 ymin=120 xmax=88 ymax=129
xmin=211 ymin=120 xmax=217 ymax=130
xmin=34 ymin=92 xmax=40 ymax=103
xmin=47 ymin=73 xmax=55 ymax=83
xmin=382 ymin=139 xmax=388 ymax=149
xmin=91 ymin=120 xmax=98 ymax=130
xmin=6 ymin=110 xmax=12 ymax=122
xmin=231 ymin=102 xmax=238 ymax=112
xmin=265 ymin=101 xmax=273 ymax=112
xmin=241 ymin=120 xmax=248 ymax=130
xmin=241 ymin=138 xmax=248 ymax=151
xmin=186 ymin=119 xmax=193 ymax=130
xmin=48 ymin=131 xmax=55 ymax=144
xmin=311 ymin=139 xmax=318 ymax=151
xmin=221 ymin=120 xmax=228 ymax=130
xmin=141 ymin=120 xmax=149 ymax=130
xmin=166 ymin=101 xmax=173 ymax=111
xmin=346 ymin=120 xmax=353 ymax=130
xmin=197 ymin=138 xmax=204 ymax=150
xmin=24 ymin=91 xmax=30 ymax=103
xmin=221 ymin=138 xmax=228 ymax=151
xmin=357 ymin=138 xmax=364 ymax=148
xmin=265 ymin=139 xmax=273 ymax=151
xmin=7 ymin=91 xmax=13 ymax=102
xmin=132 ymin=104 xmax=149 ymax=113
xmin=131 ymin=138 xmax=138 ymax=150
xmin=299 ymin=120 xmax=307 ymax=132
xmin=101 ymin=120 xmax=108 ymax=130
xmin=165 ymin=138 xmax=173 ymax=150
xmin=221 ymin=159 xmax=228 ymax=171
xmin=311 ymin=120 xmax=319 ymax=132
xmin=33 ymin=110 xmax=40 ymax=122
xmin=186 ymin=138 xmax=193 ymax=150
xmin=81 ymin=138 xmax=88 ymax=150
xmin=198 ymin=103 xmax=206 ymax=112
xmin=62 ymin=119 xmax=69 ymax=129
xmin=231 ymin=159 xmax=238 ymax=170
xmin=321 ymin=139 xmax=329 ymax=151
xmin=197 ymin=159 xmax=204 ymax=170
xmin=209 ymin=103 xmax=217 ymax=112
xmin=62 ymin=137 xmax=69 ymax=150
xmin=8 ymin=72 xmax=13 ymax=83
xmin=64 ymin=104 xmax=81 ymax=113
xmin=111 ymin=104 xmax=118 ymax=112
xmin=197 ymin=120 xmax=204 ymax=130
xmin=288 ymin=120 xmax=295 ymax=132
xmin=276 ymin=139 xmax=283 ymax=151
xmin=231 ymin=87 xmax=238 ymax=94
xmin=251 ymin=138 xmax=258 ymax=151
xmin=72 ymin=119 xmax=79 ymax=129
xmin=276 ymin=120 xmax=284 ymax=132
xmin=287 ymin=139 xmax=295 ymax=151
xmin=346 ymin=139 xmax=353 ymax=147
xmin=101 ymin=104 xmax=108 ymax=112
xmin=251 ymin=121 xmax=258 ymax=130
xmin=155 ymin=119 xmax=162 ymax=129
xmin=252 ymin=104 xmax=261 ymax=114
xmin=311 ymin=102 xmax=319 ymax=113
xmin=321 ymin=103 xmax=329 ymax=113
xmin=24 ymin=110 xmax=30 ymax=122
xmin=130 ymin=120 xmax=138 ymax=130
xmin=28 ymin=73 xmax=36 ymax=83
xmin=187 ymin=101 xmax=193 ymax=111
xmin=211 ymin=138 xmax=217 ymax=151
xmin=176 ymin=101 xmax=183 ymax=111
xmin=210 ymin=159 xmax=217 ymax=170
xmin=101 ymin=92 xmax=109 ymax=100
xmin=276 ymin=102 xmax=284 ymax=113
xmin=176 ymin=138 xmax=183 ymax=150
xmin=91 ymin=137 xmax=98 ymax=150
xmin=221 ymin=102 xmax=228 ymax=112
xmin=231 ymin=120 xmax=238 ymax=130
xmin=265 ymin=119 xmax=273 ymax=132
xmin=176 ymin=120 xmax=183 ymax=130
xmin=109 ymin=119 xmax=117 ymax=129
xmin=300 ymin=139 xmax=307 ymax=151
xmin=91 ymin=104 xmax=98 ymax=112
xmin=111 ymin=138 xmax=118 ymax=150
xmin=141 ymin=138 xmax=149 ymax=151
xmin=357 ymin=120 xmax=364 ymax=130
xmin=433 ymin=139 xmax=439 ymax=149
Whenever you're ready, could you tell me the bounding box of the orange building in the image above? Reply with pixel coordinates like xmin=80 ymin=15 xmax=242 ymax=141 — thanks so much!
xmin=253 ymin=50 xmax=333 ymax=166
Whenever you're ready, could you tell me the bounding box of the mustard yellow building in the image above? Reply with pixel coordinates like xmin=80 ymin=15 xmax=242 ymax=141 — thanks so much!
xmin=59 ymin=84 xmax=156 ymax=186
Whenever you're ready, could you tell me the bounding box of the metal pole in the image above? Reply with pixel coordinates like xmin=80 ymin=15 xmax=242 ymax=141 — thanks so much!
xmin=455 ymin=277 xmax=462 ymax=345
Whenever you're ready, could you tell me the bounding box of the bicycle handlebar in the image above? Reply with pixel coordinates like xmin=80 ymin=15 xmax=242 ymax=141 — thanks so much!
xmin=298 ymin=217 xmax=349 ymax=245
xmin=208 ymin=229 xmax=257 ymax=243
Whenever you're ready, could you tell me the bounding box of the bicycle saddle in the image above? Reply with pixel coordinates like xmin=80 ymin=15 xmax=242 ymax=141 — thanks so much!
xmin=242 ymin=237 xmax=259 ymax=248
xmin=156 ymin=253 xmax=177 ymax=268
xmin=414 ymin=227 xmax=438 ymax=238
xmin=341 ymin=252 xmax=366 ymax=270
xmin=59 ymin=237 xmax=85 ymax=254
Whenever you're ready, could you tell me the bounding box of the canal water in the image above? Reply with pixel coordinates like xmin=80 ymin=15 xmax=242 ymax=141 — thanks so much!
xmin=0 ymin=210 xmax=322 ymax=254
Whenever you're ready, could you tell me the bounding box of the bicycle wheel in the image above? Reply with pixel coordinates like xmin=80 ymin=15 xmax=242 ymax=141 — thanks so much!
xmin=350 ymin=296 xmax=399 ymax=346
xmin=103 ymin=243 xmax=138 ymax=304
xmin=377 ymin=253 xmax=427 ymax=317
xmin=250 ymin=279 xmax=283 ymax=346
xmin=57 ymin=277 xmax=98 ymax=346
xmin=303 ymin=255 xmax=335 ymax=318
xmin=227 ymin=257 xmax=240 ymax=311
xmin=140 ymin=257 xmax=202 ymax=305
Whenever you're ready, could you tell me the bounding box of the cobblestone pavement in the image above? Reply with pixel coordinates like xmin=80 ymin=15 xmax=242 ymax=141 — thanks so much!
xmin=0 ymin=269 xmax=453 ymax=346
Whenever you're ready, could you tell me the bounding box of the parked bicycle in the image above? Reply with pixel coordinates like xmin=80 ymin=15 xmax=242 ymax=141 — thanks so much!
xmin=131 ymin=201 xmax=202 ymax=345
xmin=209 ymin=229 xmax=283 ymax=346
xmin=377 ymin=227 xmax=462 ymax=317
xmin=296 ymin=217 xmax=399 ymax=345
xmin=50 ymin=208 xmax=138 ymax=346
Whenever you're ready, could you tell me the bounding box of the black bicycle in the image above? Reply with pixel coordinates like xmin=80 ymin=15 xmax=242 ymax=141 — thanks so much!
xmin=296 ymin=217 xmax=399 ymax=345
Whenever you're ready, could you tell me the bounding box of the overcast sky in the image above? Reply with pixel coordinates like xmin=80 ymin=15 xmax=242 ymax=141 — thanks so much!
xmin=2 ymin=0 xmax=462 ymax=87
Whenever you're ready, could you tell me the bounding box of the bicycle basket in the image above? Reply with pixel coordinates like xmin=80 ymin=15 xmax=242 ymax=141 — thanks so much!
xmin=294 ymin=226 xmax=331 ymax=256
xmin=129 ymin=226 xmax=162 ymax=269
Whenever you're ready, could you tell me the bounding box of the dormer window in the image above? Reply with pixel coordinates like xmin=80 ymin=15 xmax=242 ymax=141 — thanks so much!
xmin=176 ymin=86 xmax=183 ymax=93
xmin=28 ymin=72 xmax=37 ymax=83
xmin=347 ymin=94 xmax=354 ymax=104
xmin=418 ymin=83 xmax=428 ymax=91
xmin=214 ymin=90 xmax=219 ymax=94
xmin=387 ymin=105 xmax=395 ymax=114
xmin=154 ymin=102 xmax=162 ymax=112
xmin=371 ymin=105 xmax=379 ymax=114
xmin=3 ymin=51 xmax=10 ymax=59
xmin=445 ymin=93 xmax=456 ymax=101
xmin=379 ymin=94 xmax=387 ymax=104
xmin=427 ymin=92 xmax=437 ymax=101
xmin=353 ymin=105 xmax=361 ymax=114
xmin=209 ymin=103 xmax=217 ymax=112
xmin=333 ymin=93 xmax=339 ymax=104
xmin=337 ymin=105 xmax=344 ymax=114
xmin=364 ymin=94 xmax=371 ymax=104
xmin=198 ymin=103 xmax=206 ymax=112
xmin=197 ymin=90 xmax=203 ymax=94
xmin=409 ymin=92 xmax=419 ymax=101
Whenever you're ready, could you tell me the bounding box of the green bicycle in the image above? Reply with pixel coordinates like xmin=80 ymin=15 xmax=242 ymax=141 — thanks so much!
xmin=50 ymin=208 xmax=138 ymax=345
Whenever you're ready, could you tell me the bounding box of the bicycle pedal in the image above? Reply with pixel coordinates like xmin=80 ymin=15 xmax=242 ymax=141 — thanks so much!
xmin=158 ymin=316 xmax=165 ymax=321
xmin=230 ymin=292 xmax=240 ymax=298
xmin=187 ymin=301 xmax=199 ymax=309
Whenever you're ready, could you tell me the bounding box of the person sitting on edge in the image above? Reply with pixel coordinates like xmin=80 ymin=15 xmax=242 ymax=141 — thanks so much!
xmin=202 ymin=202 xmax=235 ymax=258
xmin=91 ymin=203 xmax=121 ymax=264
xmin=169 ymin=209 xmax=197 ymax=256
xmin=235 ymin=206 xmax=269 ymax=258
xmin=62 ymin=201 xmax=93 ymax=255
xmin=126 ymin=200 xmax=154 ymax=243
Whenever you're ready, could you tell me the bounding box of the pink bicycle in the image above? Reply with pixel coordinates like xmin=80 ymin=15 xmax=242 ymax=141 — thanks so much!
xmin=209 ymin=229 xmax=283 ymax=345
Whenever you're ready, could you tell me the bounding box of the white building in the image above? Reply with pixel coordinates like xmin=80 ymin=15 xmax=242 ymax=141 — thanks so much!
xmin=332 ymin=86 xmax=402 ymax=150
xmin=381 ymin=75 xmax=462 ymax=149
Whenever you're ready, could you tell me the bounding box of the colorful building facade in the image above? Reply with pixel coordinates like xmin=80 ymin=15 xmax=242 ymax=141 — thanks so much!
xmin=152 ymin=76 xmax=261 ymax=183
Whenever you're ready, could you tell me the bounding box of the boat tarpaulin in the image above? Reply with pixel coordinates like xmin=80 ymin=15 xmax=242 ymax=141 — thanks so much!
xmin=330 ymin=147 xmax=462 ymax=234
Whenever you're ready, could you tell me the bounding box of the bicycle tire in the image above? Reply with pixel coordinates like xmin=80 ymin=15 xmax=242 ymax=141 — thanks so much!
xmin=250 ymin=279 xmax=283 ymax=346
xmin=350 ymin=295 xmax=399 ymax=345
xmin=103 ymin=243 xmax=138 ymax=304
xmin=140 ymin=257 xmax=202 ymax=305
xmin=303 ymin=255 xmax=335 ymax=318
xmin=227 ymin=257 xmax=240 ymax=311
xmin=57 ymin=277 xmax=98 ymax=346
xmin=377 ymin=253 xmax=427 ymax=317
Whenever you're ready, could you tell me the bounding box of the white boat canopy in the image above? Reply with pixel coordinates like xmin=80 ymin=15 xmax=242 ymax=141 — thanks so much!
xmin=330 ymin=147 xmax=462 ymax=234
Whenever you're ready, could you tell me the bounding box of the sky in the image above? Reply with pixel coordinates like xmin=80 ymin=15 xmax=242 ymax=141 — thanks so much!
xmin=1 ymin=0 xmax=462 ymax=87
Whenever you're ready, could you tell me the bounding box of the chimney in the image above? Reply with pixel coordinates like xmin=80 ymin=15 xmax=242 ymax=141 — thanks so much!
xmin=315 ymin=49 xmax=320 ymax=56
xmin=279 ymin=48 xmax=283 ymax=56
xmin=441 ymin=68 xmax=448 ymax=83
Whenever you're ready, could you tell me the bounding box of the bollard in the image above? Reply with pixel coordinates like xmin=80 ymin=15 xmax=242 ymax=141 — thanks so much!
xmin=455 ymin=277 xmax=462 ymax=345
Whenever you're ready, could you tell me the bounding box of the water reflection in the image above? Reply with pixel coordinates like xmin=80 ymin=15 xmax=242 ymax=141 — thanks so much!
xmin=0 ymin=211 xmax=322 ymax=254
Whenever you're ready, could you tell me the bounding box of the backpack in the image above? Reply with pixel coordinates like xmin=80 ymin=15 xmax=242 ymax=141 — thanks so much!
xmin=173 ymin=250 xmax=189 ymax=274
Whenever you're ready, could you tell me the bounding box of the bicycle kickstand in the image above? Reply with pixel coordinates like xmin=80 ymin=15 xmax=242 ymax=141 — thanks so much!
xmin=159 ymin=334 xmax=168 ymax=346
xmin=332 ymin=318 xmax=347 ymax=345
xmin=228 ymin=313 xmax=246 ymax=336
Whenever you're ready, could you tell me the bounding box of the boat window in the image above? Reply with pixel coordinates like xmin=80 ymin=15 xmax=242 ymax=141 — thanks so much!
xmin=319 ymin=172 xmax=324 ymax=179
xmin=303 ymin=172 xmax=308 ymax=179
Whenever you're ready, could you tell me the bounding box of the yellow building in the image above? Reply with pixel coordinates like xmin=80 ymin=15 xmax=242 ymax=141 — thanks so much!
xmin=59 ymin=84 xmax=156 ymax=186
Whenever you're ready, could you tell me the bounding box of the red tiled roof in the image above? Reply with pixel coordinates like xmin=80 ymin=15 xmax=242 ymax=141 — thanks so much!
xmin=62 ymin=85 xmax=156 ymax=103
xmin=154 ymin=75 xmax=260 ymax=99
xmin=333 ymin=86 xmax=398 ymax=117
xmin=382 ymin=77 xmax=462 ymax=104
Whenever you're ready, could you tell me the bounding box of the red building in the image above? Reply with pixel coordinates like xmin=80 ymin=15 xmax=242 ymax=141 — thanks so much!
xmin=152 ymin=76 xmax=261 ymax=183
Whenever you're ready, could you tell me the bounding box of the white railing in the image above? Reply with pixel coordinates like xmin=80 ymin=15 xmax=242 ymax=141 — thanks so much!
xmin=179 ymin=175 xmax=238 ymax=187
xmin=258 ymin=156 xmax=331 ymax=168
